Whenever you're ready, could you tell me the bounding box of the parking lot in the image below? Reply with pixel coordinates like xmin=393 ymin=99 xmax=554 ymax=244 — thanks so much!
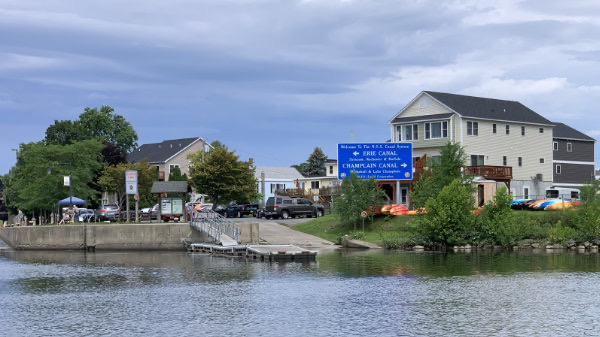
xmin=233 ymin=216 xmax=314 ymax=227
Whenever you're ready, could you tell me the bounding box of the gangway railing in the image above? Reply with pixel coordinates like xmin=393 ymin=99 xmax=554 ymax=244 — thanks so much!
xmin=189 ymin=208 xmax=240 ymax=244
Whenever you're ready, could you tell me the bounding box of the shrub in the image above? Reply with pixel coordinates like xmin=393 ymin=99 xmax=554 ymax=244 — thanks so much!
xmin=547 ymin=220 xmax=577 ymax=245
xmin=421 ymin=179 xmax=475 ymax=246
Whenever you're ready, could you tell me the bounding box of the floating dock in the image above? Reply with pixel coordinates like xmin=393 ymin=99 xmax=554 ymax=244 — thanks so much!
xmin=188 ymin=243 xmax=317 ymax=262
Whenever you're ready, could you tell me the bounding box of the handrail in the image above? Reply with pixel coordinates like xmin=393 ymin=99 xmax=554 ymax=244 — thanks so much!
xmin=189 ymin=208 xmax=240 ymax=244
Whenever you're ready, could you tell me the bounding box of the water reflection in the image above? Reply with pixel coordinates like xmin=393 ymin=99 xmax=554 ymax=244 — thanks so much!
xmin=2 ymin=249 xmax=600 ymax=336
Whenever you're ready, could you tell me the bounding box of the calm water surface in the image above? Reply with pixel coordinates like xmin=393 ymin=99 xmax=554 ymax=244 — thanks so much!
xmin=1 ymin=245 xmax=600 ymax=336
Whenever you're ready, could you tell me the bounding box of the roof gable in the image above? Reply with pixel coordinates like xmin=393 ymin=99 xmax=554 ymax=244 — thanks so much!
xmin=128 ymin=137 xmax=203 ymax=164
xmin=255 ymin=166 xmax=304 ymax=180
xmin=552 ymin=122 xmax=595 ymax=141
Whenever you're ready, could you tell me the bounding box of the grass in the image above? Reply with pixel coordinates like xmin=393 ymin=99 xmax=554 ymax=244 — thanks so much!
xmin=293 ymin=213 xmax=417 ymax=246
xmin=293 ymin=209 xmax=573 ymax=248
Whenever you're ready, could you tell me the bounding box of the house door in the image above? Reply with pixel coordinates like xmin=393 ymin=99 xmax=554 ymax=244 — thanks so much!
xmin=400 ymin=188 xmax=409 ymax=206
xmin=478 ymin=185 xmax=485 ymax=207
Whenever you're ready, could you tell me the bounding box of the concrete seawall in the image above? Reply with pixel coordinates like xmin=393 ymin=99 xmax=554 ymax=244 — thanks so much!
xmin=0 ymin=222 xmax=259 ymax=251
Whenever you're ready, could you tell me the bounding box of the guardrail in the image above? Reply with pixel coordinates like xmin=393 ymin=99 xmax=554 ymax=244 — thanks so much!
xmin=189 ymin=208 xmax=240 ymax=244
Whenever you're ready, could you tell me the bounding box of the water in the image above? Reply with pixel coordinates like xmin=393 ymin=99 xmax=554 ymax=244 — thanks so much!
xmin=1 ymin=247 xmax=600 ymax=336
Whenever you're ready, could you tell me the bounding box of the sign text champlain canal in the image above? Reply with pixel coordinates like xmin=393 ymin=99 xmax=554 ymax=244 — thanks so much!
xmin=337 ymin=143 xmax=413 ymax=180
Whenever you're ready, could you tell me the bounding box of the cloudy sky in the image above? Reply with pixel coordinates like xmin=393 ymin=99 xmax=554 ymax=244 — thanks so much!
xmin=2 ymin=0 xmax=600 ymax=175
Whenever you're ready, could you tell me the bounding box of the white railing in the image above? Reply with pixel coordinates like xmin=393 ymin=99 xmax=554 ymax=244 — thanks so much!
xmin=189 ymin=208 xmax=240 ymax=244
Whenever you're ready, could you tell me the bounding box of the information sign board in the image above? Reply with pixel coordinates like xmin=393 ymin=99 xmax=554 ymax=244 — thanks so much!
xmin=125 ymin=170 xmax=138 ymax=195
xmin=338 ymin=143 xmax=413 ymax=180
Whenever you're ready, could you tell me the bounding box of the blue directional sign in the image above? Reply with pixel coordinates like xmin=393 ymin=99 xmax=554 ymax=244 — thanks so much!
xmin=338 ymin=143 xmax=413 ymax=180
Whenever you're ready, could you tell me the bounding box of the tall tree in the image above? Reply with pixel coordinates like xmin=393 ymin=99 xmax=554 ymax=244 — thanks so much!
xmin=101 ymin=142 xmax=128 ymax=166
xmin=78 ymin=105 xmax=138 ymax=154
xmin=188 ymin=147 xmax=258 ymax=209
xmin=3 ymin=140 xmax=104 ymax=213
xmin=411 ymin=142 xmax=472 ymax=209
xmin=97 ymin=160 xmax=157 ymax=209
xmin=306 ymin=147 xmax=327 ymax=177
xmin=43 ymin=105 xmax=138 ymax=156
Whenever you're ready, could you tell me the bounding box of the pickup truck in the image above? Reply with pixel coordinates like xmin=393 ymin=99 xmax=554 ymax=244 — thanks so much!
xmin=262 ymin=196 xmax=324 ymax=219
xmin=225 ymin=201 xmax=259 ymax=218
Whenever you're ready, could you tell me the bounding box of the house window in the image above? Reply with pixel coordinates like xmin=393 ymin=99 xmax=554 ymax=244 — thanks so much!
xmin=397 ymin=124 xmax=418 ymax=141
xmin=524 ymin=187 xmax=530 ymax=199
xmin=539 ymin=128 xmax=544 ymax=133
xmin=506 ymin=125 xmax=510 ymax=135
xmin=425 ymin=121 xmax=448 ymax=139
xmin=493 ymin=124 xmax=497 ymax=134
xmin=311 ymin=181 xmax=320 ymax=189
xmin=556 ymin=165 xmax=561 ymax=174
xmin=467 ymin=121 xmax=478 ymax=136
xmin=518 ymin=157 xmax=522 ymax=167
xmin=503 ymin=156 xmax=507 ymax=166
xmin=169 ymin=164 xmax=180 ymax=174
xmin=413 ymin=156 xmax=421 ymax=164
xmin=553 ymin=142 xmax=558 ymax=151
xmin=329 ymin=166 xmax=333 ymax=174
xmin=540 ymin=158 xmax=544 ymax=164
xmin=567 ymin=143 xmax=572 ymax=152
xmin=270 ymin=183 xmax=285 ymax=193
xmin=470 ymin=155 xmax=485 ymax=166
xmin=521 ymin=126 xmax=525 ymax=136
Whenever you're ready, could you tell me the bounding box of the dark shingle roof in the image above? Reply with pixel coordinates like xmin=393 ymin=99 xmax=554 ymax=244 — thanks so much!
xmin=151 ymin=181 xmax=189 ymax=194
xmin=425 ymin=91 xmax=554 ymax=125
xmin=128 ymin=137 xmax=201 ymax=163
xmin=552 ymin=122 xmax=594 ymax=141
xmin=390 ymin=113 xmax=454 ymax=124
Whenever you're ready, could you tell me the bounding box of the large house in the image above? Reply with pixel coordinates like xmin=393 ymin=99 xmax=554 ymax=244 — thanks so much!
xmin=388 ymin=91 xmax=583 ymax=205
xmin=128 ymin=137 xmax=212 ymax=181
xmin=552 ymin=123 xmax=595 ymax=191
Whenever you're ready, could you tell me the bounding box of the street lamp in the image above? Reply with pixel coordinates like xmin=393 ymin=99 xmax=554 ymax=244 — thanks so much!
xmin=47 ymin=162 xmax=73 ymax=216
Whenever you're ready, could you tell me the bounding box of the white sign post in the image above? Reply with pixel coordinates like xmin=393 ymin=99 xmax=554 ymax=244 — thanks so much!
xmin=125 ymin=170 xmax=138 ymax=223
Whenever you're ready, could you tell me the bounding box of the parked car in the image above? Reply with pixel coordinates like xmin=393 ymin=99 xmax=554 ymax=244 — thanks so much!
xmin=76 ymin=208 xmax=96 ymax=222
xmin=262 ymin=196 xmax=324 ymax=219
xmin=96 ymin=203 xmax=120 ymax=221
xmin=225 ymin=201 xmax=259 ymax=218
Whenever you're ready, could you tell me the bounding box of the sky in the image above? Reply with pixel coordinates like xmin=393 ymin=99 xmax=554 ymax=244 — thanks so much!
xmin=2 ymin=0 xmax=600 ymax=175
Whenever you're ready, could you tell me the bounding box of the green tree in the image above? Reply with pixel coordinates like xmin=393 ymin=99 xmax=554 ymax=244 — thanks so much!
xmin=188 ymin=147 xmax=258 ymax=209
xmin=333 ymin=171 xmax=385 ymax=225
xmin=477 ymin=186 xmax=522 ymax=245
xmin=411 ymin=142 xmax=472 ymax=209
xmin=97 ymin=160 xmax=157 ymax=209
xmin=422 ymin=178 xmax=475 ymax=246
xmin=572 ymin=180 xmax=600 ymax=241
xmin=305 ymin=147 xmax=327 ymax=177
xmin=168 ymin=166 xmax=188 ymax=181
xmin=43 ymin=105 xmax=138 ymax=155
xmin=3 ymin=140 xmax=104 ymax=213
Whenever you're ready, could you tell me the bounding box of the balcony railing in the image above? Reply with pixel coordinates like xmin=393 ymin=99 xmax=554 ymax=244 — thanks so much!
xmin=465 ymin=166 xmax=512 ymax=180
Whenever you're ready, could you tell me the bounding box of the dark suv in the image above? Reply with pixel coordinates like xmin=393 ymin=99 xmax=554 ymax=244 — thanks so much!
xmin=96 ymin=203 xmax=120 ymax=221
xmin=262 ymin=196 xmax=324 ymax=219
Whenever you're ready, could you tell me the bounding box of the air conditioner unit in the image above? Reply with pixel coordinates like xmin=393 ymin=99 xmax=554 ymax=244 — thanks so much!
xmin=535 ymin=173 xmax=543 ymax=181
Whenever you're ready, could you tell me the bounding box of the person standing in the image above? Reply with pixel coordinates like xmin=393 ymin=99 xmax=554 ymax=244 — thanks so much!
xmin=17 ymin=208 xmax=24 ymax=226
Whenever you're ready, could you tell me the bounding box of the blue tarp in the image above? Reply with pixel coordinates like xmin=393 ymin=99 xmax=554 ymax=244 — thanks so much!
xmin=57 ymin=196 xmax=87 ymax=206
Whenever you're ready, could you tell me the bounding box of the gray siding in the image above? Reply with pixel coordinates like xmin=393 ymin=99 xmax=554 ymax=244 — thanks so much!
xmin=553 ymin=163 xmax=595 ymax=184
xmin=553 ymin=139 xmax=594 ymax=162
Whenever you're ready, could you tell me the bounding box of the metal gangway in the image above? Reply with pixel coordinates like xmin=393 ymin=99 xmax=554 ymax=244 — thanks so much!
xmin=189 ymin=208 xmax=240 ymax=246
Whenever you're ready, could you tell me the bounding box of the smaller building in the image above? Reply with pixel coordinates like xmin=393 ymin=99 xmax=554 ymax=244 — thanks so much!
xmin=552 ymin=123 xmax=595 ymax=191
xmin=299 ymin=159 xmax=340 ymax=196
xmin=128 ymin=137 xmax=212 ymax=181
xmin=255 ymin=166 xmax=305 ymax=206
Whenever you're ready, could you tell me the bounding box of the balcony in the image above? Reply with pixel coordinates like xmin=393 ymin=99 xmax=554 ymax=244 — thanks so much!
xmin=465 ymin=166 xmax=512 ymax=180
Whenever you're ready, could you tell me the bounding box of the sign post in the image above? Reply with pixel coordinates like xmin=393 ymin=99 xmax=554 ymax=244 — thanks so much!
xmin=125 ymin=170 xmax=138 ymax=223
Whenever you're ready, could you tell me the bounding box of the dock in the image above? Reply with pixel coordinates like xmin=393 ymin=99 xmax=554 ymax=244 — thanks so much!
xmin=188 ymin=243 xmax=317 ymax=262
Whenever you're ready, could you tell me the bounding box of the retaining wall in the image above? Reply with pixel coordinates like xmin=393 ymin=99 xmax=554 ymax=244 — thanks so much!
xmin=0 ymin=222 xmax=259 ymax=250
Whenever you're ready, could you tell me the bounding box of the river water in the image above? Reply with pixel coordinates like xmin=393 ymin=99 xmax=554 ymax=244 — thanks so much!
xmin=1 ymin=246 xmax=600 ymax=336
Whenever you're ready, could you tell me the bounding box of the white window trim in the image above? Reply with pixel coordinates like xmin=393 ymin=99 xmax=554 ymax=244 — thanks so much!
xmin=518 ymin=157 xmax=523 ymax=167
xmin=425 ymin=121 xmax=448 ymax=140
xmin=523 ymin=186 xmax=530 ymax=199
xmin=556 ymin=164 xmax=562 ymax=174
xmin=492 ymin=123 xmax=497 ymax=134
xmin=470 ymin=154 xmax=485 ymax=166
xmin=521 ymin=126 xmax=526 ymax=136
xmin=567 ymin=143 xmax=573 ymax=152
xmin=539 ymin=158 xmax=545 ymax=164
xmin=467 ymin=121 xmax=479 ymax=136
xmin=553 ymin=142 xmax=558 ymax=151
xmin=506 ymin=125 xmax=510 ymax=135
